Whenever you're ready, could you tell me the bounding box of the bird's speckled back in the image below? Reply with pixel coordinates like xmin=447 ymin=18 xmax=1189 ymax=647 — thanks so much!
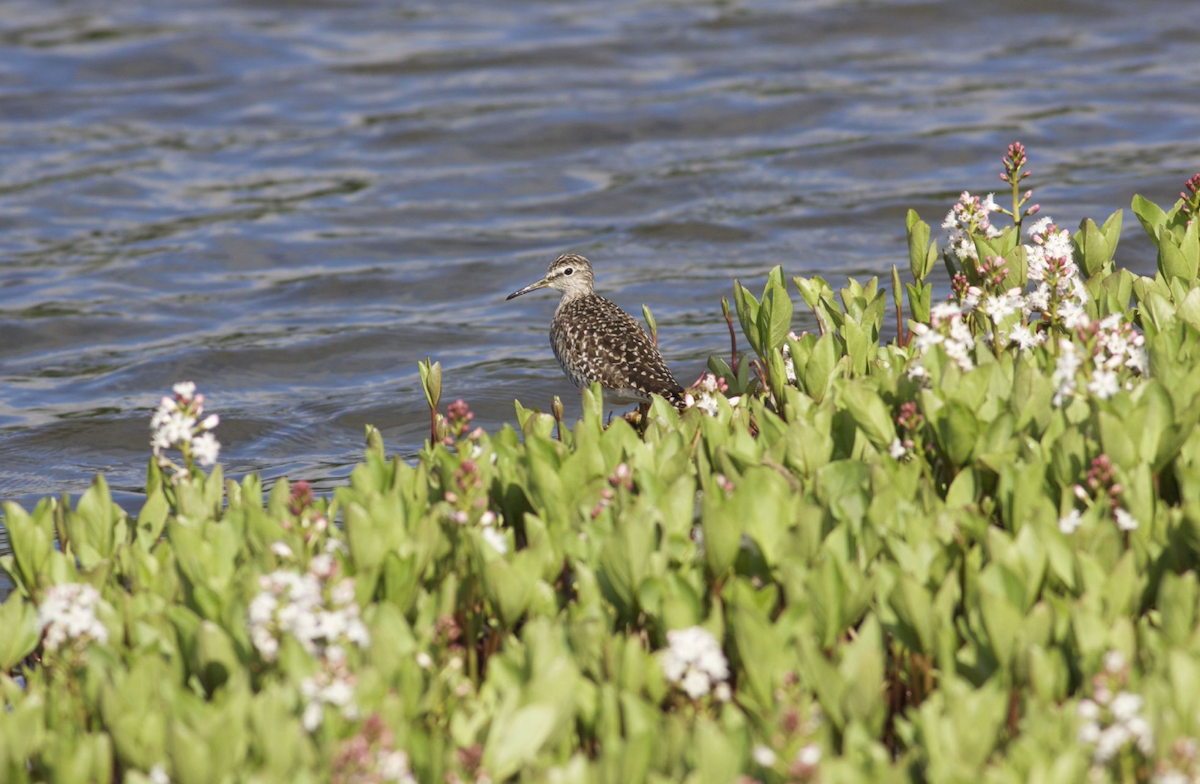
xmin=550 ymin=293 xmax=684 ymax=405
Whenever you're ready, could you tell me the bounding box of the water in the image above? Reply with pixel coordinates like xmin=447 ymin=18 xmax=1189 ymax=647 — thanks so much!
xmin=2 ymin=0 xmax=1198 ymax=522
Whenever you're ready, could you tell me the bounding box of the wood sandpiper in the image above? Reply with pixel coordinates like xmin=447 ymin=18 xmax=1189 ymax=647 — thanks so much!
xmin=507 ymin=253 xmax=685 ymax=407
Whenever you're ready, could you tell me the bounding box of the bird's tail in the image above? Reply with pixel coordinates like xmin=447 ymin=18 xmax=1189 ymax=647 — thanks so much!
xmin=659 ymin=386 xmax=689 ymax=410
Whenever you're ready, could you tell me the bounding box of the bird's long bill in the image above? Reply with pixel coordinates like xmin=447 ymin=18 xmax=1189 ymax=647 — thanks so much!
xmin=506 ymin=277 xmax=550 ymax=300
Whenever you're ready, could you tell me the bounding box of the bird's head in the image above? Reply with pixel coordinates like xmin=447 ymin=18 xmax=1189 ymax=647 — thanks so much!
xmin=506 ymin=253 xmax=595 ymax=301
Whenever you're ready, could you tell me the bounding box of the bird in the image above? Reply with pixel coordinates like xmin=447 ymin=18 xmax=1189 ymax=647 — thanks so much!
xmin=506 ymin=253 xmax=686 ymax=408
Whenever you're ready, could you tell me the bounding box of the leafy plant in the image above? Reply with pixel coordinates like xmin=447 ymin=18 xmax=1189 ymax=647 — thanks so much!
xmin=4 ymin=148 xmax=1200 ymax=784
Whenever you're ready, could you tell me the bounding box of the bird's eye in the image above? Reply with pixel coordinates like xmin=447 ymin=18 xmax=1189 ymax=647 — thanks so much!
xmin=564 ymin=268 xmax=574 ymax=275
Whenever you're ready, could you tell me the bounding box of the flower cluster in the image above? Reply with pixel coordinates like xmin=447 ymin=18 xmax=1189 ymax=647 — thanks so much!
xmin=942 ymin=191 xmax=1002 ymax=262
xmin=1180 ymin=173 xmax=1200 ymax=224
xmin=660 ymin=626 xmax=730 ymax=700
xmin=888 ymin=401 xmax=923 ymax=460
xmin=591 ymin=463 xmax=634 ymax=519
xmin=150 ymin=381 xmax=221 ymax=468
xmin=248 ymin=554 xmax=369 ymax=730
xmin=479 ymin=511 xmax=507 ymax=555
xmin=442 ymin=399 xmax=475 ymax=445
xmin=1077 ymin=652 xmax=1154 ymax=769
xmin=1154 ymin=737 xmax=1200 ymax=784
xmin=1024 ymin=217 xmax=1089 ymax=328
xmin=684 ymin=373 xmax=738 ymax=417
xmin=249 ymin=555 xmax=368 ymax=662
xmin=781 ymin=330 xmax=801 ymax=383
xmin=331 ymin=715 xmax=418 ymax=784
xmin=279 ymin=480 xmax=334 ymax=548
xmin=1059 ymin=454 xmax=1140 ymax=535
xmin=909 ymin=301 xmax=976 ymax=376
xmin=1051 ymin=314 xmax=1147 ymax=407
xmin=301 ymin=654 xmax=360 ymax=731
xmin=742 ymin=671 xmax=826 ymax=783
xmin=37 ymin=583 xmax=108 ymax=653
xmin=443 ymin=457 xmax=507 ymax=553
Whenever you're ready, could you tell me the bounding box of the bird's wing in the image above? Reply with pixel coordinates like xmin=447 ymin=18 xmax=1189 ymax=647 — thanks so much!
xmin=572 ymin=296 xmax=684 ymax=400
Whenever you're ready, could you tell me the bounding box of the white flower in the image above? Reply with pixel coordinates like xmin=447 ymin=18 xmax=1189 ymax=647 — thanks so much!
xmin=982 ymin=291 xmax=1021 ymax=324
xmin=270 ymin=542 xmax=294 ymax=559
xmin=151 ymin=384 xmax=221 ymax=466
xmin=1008 ymin=325 xmax=1042 ymax=351
xmin=310 ymin=554 xmax=335 ymax=578
xmin=781 ymin=336 xmax=799 ymax=384
xmin=1078 ymin=720 xmax=1102 ymax=745
xmin=1078 ymin=699 xmax=1101 ymax=721
xmin=148 ymin=765 xmax=170 ymax=784
xmin=415 ymin=652 xmax=433 ymax=669
xmin=680 ymin=669 xmax=710 ymax=699
xmin=189 ymin=432 xmax=220 ymax=466
xmin=1104 ymin=650 xmax=1126 ymax=673
xmin=1027 ymin=283 xmax=1051 ymax=311
xmin=38 ymin=583 xmax=108 ymax=651
xmin=1052 ymin=341 xmax=1082 ymax=406
xmin=1127 ymin=715 xmax=1154 ymax=754
xmin=1059 ymin=509 xmax=1083 ymax=535
xmin=1094 ymin=724 xmax=1131 ymax=764
xmin=330 ymin=579 xmax=356 ymax=607
xmin=712 ymin=682 xmax=732 ymax=702
xmin=910 ymin=323 xmax=945 ymax=353
xmin=1060 ymin=300 xmax=1090 ymax=330
xmin=1088 ymin=369 xmax=1120 ymax=400
xmin=302 ymin=701 xmax=324 ymax=732
xmin=930 ymin=301 xmax=962 ymax=324
xmin=661 ymin=626 xmax=728 ymax=699
xmin=1154 ymin=772 xmax=1190 ymax=784
xmin=963 ymin=286 xmax=983 ymax=312
xmin=1027 ymin=216 xmax=1054 ymax=237
xmin=378 ymin=750 xmax=417 ymax=784
xmin=1125 ymin=346 xmax=1149 ymax=375
xmin=1115 ymin=509 xmax=1139 ymax=532
xmin=248 ymin=566 xmax=368 ymax=663
xmin=752 ymin=745 xmax=777 ymax=767
xmin=481 ymin=526 xmax=508 ymax=555
xmin=696 ymin=395 xmax=720 ymax=417
xmin=796 ymin=744 xmax=822 ymax=768
xmin=1110 ymin=693 xmax=1143 ymax=723
xmin=889 ymin=438 xmax=907 ymax=460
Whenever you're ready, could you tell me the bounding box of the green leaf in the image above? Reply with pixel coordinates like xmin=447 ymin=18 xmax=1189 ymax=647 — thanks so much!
xmin=756 ymin=268 xmax=794 ymax=355
xmin=906 ymin=281 xmax=932 ymax=324
xmin=907 ymin=214 xmax=933 ymax=281
xmin=1157 ymin=226 xmax=1196 ymax=284
xmin=842 ymin=320 xmax=870 ymax=377
xmin=1075 ymin=218 xmax=1112 ymax=278
xmin=802 ymin=333 xmax=840 ymax=403
xmin=1132 ymin=194 xmax=1167 ymax=247
xmin=733 ymin=280 xmax=762 ymax=356
xmin=0 ymin=592 xmax=39 ymax=670
xmin=933 ymin=400 xmax=979 ymax=467
xmin=484 ymin=704 xmax=559 ymax=780
xmin=840 ymin=381 xmax=896 ymax=450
